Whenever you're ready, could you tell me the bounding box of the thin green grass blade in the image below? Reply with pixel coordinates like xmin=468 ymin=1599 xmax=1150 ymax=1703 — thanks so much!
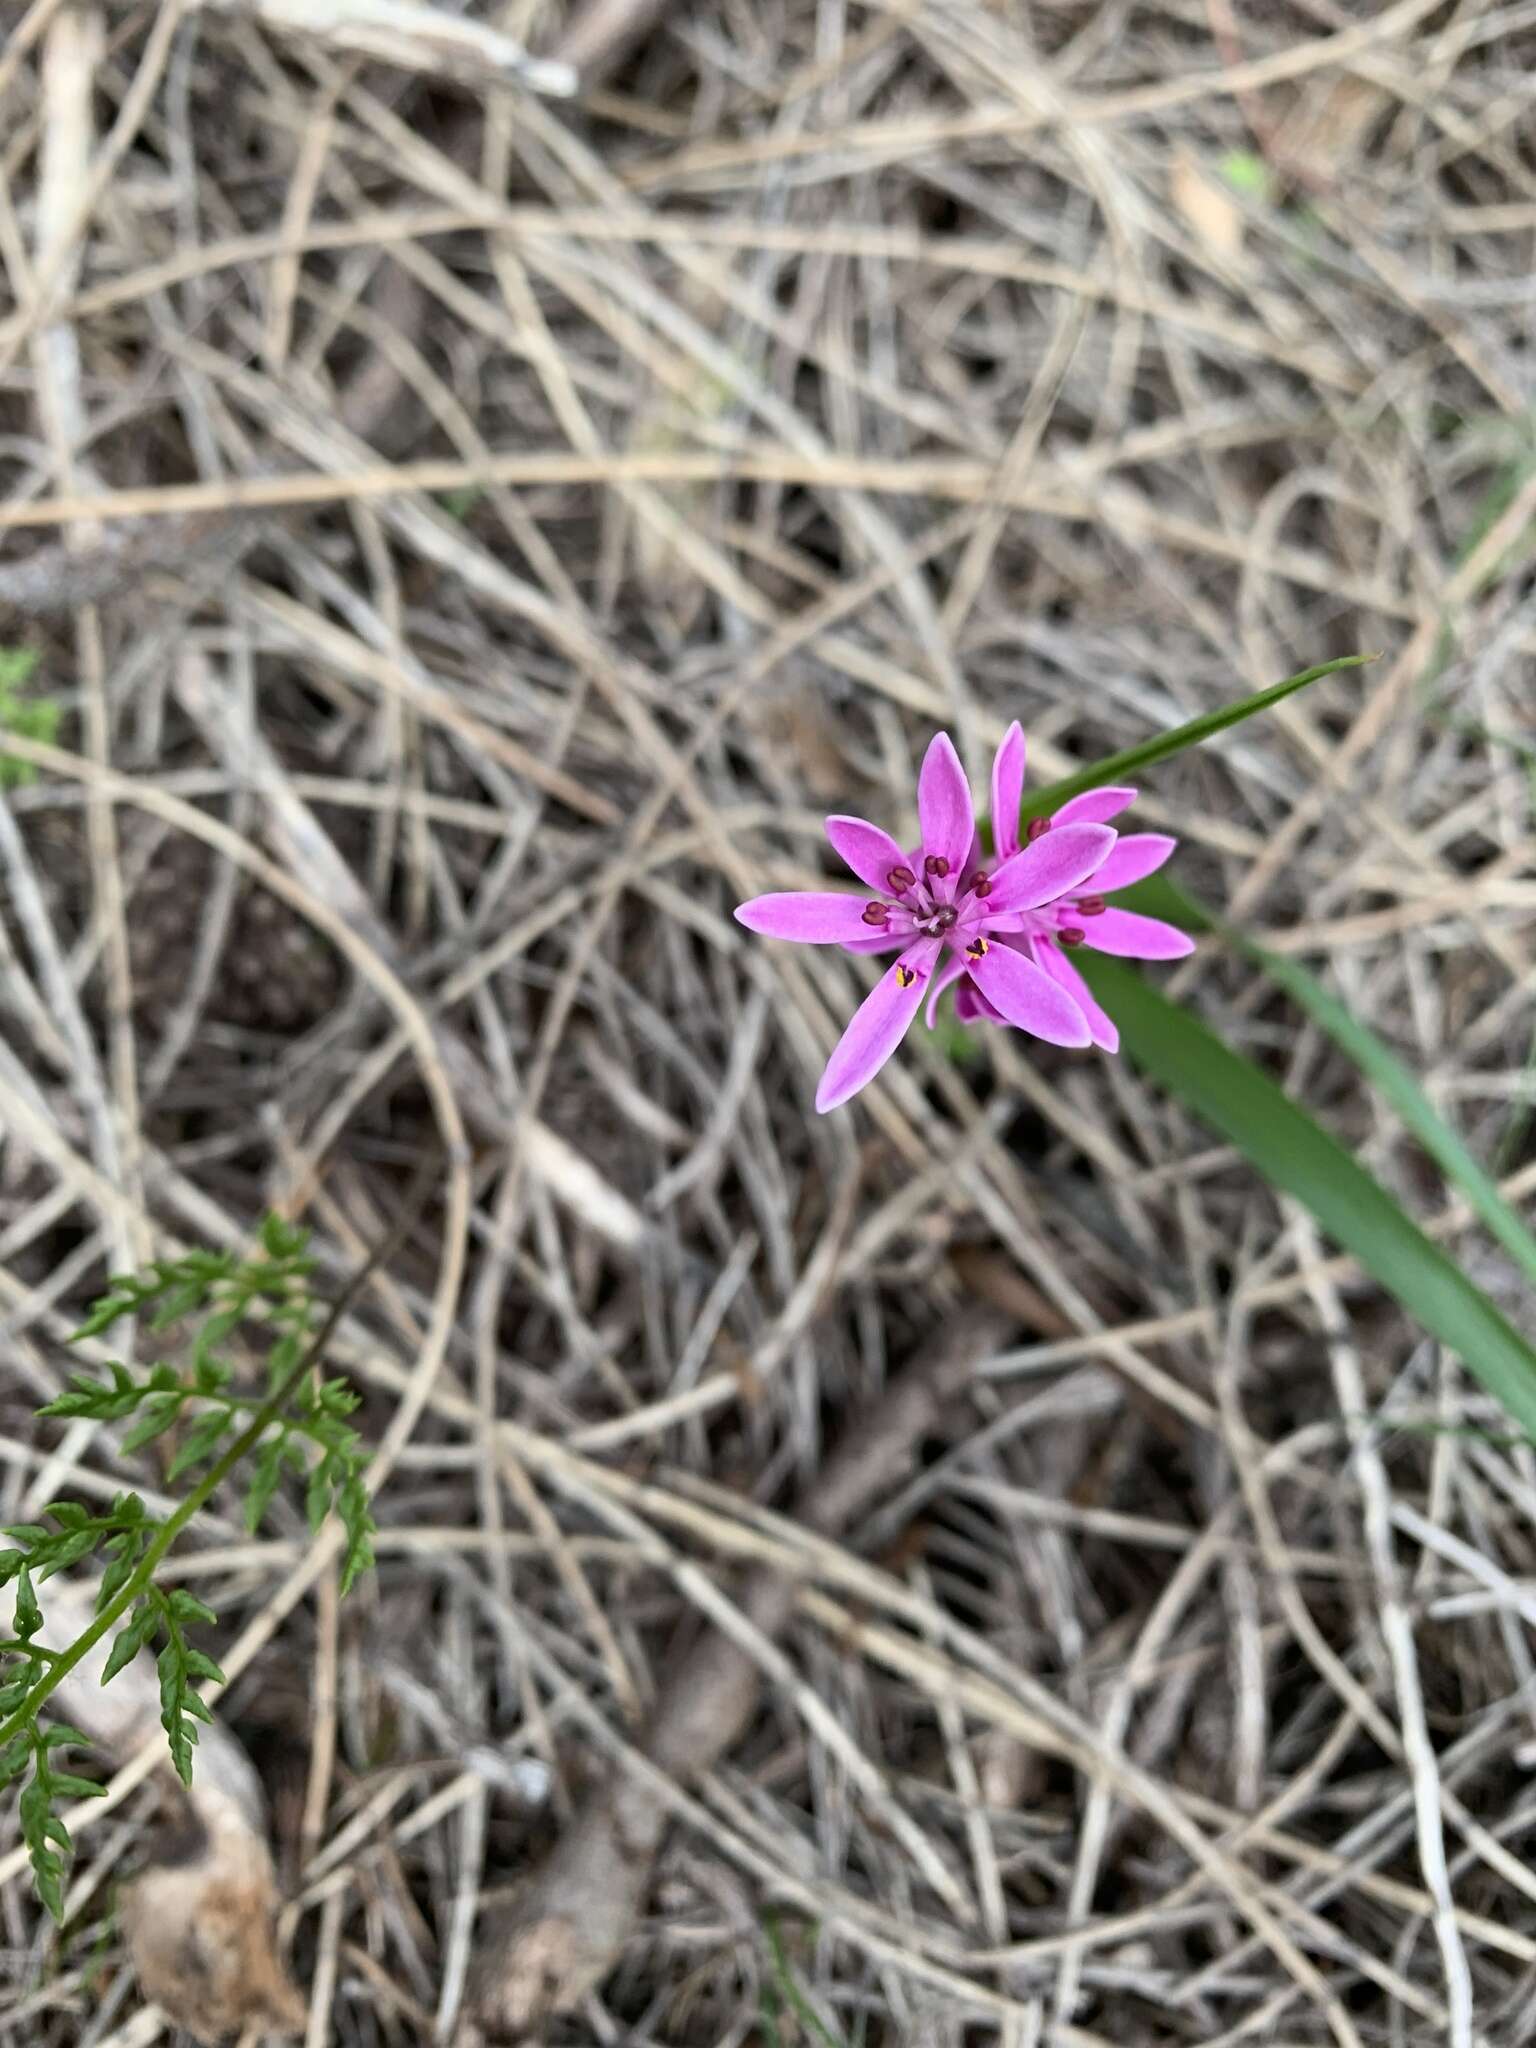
xmin=1235 ymin=949 xmax=1536 ymax=1292
xmin=1080 ymin=953 xmax=1536 ymax=1440
xmin=762 ymin=1917 xmax=851 ymax=2048
xmin=1021 ymin=655 xmax=1374 ymax=822
xmin=1118 ymin=875 xmax=1536 ymax=1292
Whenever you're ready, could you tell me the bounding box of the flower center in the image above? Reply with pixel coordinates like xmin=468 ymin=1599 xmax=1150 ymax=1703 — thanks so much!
xmin=921 ymin=904 xmax=959 ymax=937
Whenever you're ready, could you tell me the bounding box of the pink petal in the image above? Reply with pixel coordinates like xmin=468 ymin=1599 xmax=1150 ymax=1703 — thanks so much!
xmin=1082 ymin=909 xmax=1195 ymax=960
xmin=1035 ymin=939 xmax=1118 ymax=1052
xmin=917 ymin=732 xmax=975 ymax=882
xmin=987 ymin=823 xmax=1117 ymax=914
xmin=1091 ymin=833 xmax=1177 ymax=894
xmin=924 ymin=953 xmax=969 ymax=1028
xmin=842 ymin=933 xmax=905 ymax=956
xmin=990 ymin=721 xmax=1026 ymax=863
xmin=735 ymin=893 xmax=880 ymax=944
xmin=964 ymin=938 xmax=1091 ymax=1046
xmin=816 ymin=940 xmax=939 ymax=1112
xmin=825 ymin=814 xmax=914 ymax=894
xmin=1051 ymin=786 xmax=1138 ymax=826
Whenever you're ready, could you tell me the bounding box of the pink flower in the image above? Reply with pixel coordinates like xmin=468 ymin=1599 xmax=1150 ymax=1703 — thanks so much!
xmin=943 ymin=721 xmax=1194 ymax=1055
xmin=737 ymin=728 xmax=1190 ymax=1111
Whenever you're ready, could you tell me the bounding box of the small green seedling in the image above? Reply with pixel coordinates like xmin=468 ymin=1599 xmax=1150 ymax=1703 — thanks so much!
xmin=0 ymin=1217 xmax=376 ymax=1919
xmin=0 ymin=647 xmax=61 ymax=790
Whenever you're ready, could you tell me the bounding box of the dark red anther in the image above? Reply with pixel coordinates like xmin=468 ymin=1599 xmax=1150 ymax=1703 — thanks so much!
xmin=886 ymin=865 xmax=916 ymax=894
xmin=924 ymin=854 xmax=950 ymax=878
xmin=968 ymin=870 xmax=991 ymax=896
xmin=1026 ymin=816 xmax=1050 ymax=843
xmin=861 ymin=901 xmax=890 ymax=927
xmin=1059 ymin=926 xmax=1086 ymax=948
xmin=1075 ymin=895 xmax=1106 ymax=917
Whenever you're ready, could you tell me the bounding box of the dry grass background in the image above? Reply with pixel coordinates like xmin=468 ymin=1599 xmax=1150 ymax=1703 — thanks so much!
xmin=2 ymin=0 xmax=1536 ymax=2043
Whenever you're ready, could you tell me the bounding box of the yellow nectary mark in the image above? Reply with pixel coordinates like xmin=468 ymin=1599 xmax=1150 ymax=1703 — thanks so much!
xmin=964 ymin=936 xmax=989 ymax=961
xmin=895 ymin=964 xmax=917 ymax=989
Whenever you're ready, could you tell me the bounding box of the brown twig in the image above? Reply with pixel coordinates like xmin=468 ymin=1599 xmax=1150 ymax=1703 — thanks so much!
xmin=467 ymin=1303 xmax=1016 ymax=2037
xmin=192 ymin=0 xmax=576 ymax=96
xmin=548 ymin=0 xmax=674 ymax=89
xmin=0 ymin=512 xmax=255 ymax=621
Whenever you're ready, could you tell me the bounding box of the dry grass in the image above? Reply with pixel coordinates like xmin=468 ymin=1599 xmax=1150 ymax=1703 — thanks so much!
xmin=2 ymin=0 xmax=1535 ymax=2042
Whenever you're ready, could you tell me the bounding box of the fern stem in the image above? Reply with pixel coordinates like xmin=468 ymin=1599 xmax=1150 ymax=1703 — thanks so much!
xmin=0 ymin=1168 xmax=434 ymax=1755
xmin=0 ymin=1343 xmax=320 ymax=1749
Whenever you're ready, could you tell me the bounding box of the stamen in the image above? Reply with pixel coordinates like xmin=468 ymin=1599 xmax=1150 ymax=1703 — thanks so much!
xmin=861 ymin=902 xmax=890 ymax=927
xmin=963 ymin=936 xmax=989 ymax=961
xmin=968 ymin=870 xmax=990 ymax=896
xmin=895 ymin=963 xmax=918 ymax=989
xmin=1026 ymin=816 xmax=1049 ymax=843
xmin=924 ymin=855 xmax=950 ymax=879
xmin=886 ymin=865 xmax=916 ymax=894
xmin=1059 ymin=927 xmax=1086 ymax=948
xmin=1075 ymin=895 xmax=1106 ymax=917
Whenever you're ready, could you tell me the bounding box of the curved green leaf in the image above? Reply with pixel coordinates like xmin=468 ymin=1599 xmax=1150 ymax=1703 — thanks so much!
xmin=1118 ymin=874 xmax=1536 ymax=1293
xmin=1022 ymin=655 xmax=1374 ymax=822
xmin=1083 ymin=955 xmax=1536 ymax=1439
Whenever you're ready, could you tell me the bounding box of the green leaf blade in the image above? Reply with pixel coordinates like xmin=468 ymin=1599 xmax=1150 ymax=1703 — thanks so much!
xmin=165 ymin=1407 xmax=233 ymax=1484
xmin=42 ymin=1504 xmax=88 ymax=1530
xmin=101 ymin=1603 xmax=157 ymax=1686
xmin=1115 ymin=873 xmax=1536 ymax=1296
xmin=118 ymin=1391 xmax=185 ymax=1456
xmin=36 ymin=1529 xmax=98 ymax=1578
xmin=14 ymin=1569 xmax=42 ymax=1642
xmin=244 ymin=1434 xmax=287 ymax=1535
xmin=336 ymin=1473 xmax=376 ymax=1598
xmin=1239 ymin=944 xmax=1536 ymax=1292
xmin=1084 ymin=956 xmax=1536 ymax=1440
xmin=1022 ymin=655 xmax=1375 ymax=824
xmin=47 ymin=1773 xmax=106 ymax=1801
xmin=167 ymin=1589 xmax=217 ymax=1629
xmin=39 ymin=1725 xmax=95 ymax=1751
